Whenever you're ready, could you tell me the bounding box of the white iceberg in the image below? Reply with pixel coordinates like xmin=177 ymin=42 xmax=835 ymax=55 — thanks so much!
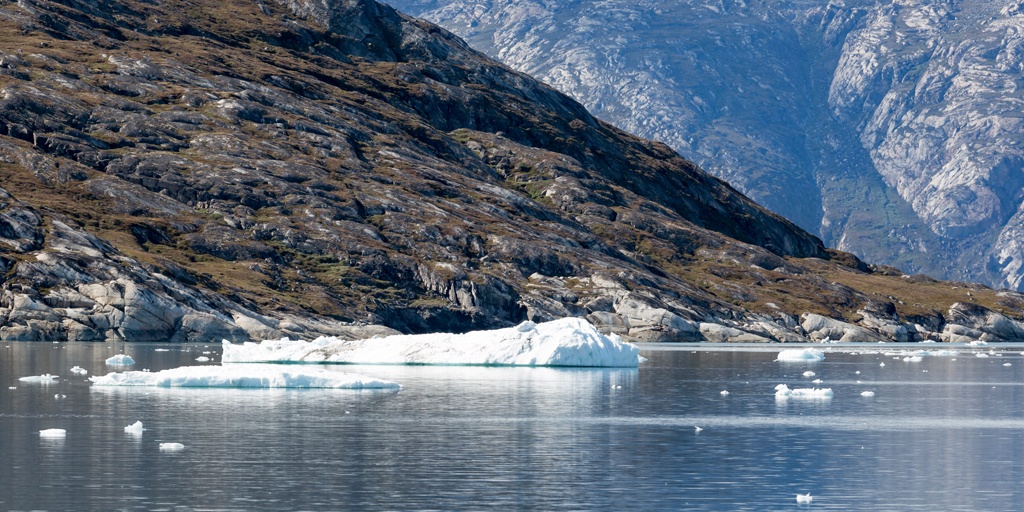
xmin=802 ymin=371 xmax=816 ymax=377
xmin=89 ymin=365 xmax=400 ymax=389
xmin=195 ymin=356 xmax=210 ymax=362
xmin=222 ymin=318 xmax=641 ymax=367
xmin=159 ymin=442 xmax=184 ymax=451
xmin=70 ymin=366 xmax=88 ymax=375
xmin=860 ymin=391 xmax=876 ymax=397
xmin=39 ymin=428 xmax=66 ymax=438
xmin=106 ymin=354 xmax=135 ymax=366
xmin=19 ymin=374 xmax=58 ymax=383
xmin=796 ymin=493 xmax=813 ymax=504
xmin=776 ymin=348 xmax=825 ymax=362
xmin=775 ymin=384 xmax=833 ymax=399
xmin=124 ymin=421 xmax=145 ymax=435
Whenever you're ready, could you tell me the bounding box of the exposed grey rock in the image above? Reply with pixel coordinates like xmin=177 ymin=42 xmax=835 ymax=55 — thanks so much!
xmin=801 ymin=313 xmax=887 ymax=343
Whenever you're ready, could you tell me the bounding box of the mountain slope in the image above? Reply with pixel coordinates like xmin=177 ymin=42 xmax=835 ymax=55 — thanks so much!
xmin=387 ymin=0 xmax=1024 ymax=290
xmin=1 ymin=0 xmax=1023 ymax=343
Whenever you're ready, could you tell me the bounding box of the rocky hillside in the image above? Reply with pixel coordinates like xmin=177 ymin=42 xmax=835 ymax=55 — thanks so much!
xmin=1 ymin=0 xmax=1023 ymax=344
xmin=388 ymin=0 xmax=1024 ymax=291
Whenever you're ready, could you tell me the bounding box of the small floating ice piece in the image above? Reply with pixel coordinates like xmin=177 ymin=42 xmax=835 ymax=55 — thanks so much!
xmin=812 ymin=379 xmax=823 ymax=384
xmin=969 ymin=340 xmax=987 ymax=346
xmin=195 ymin=356 xmax=210 ymax=362
xmin=879 ymin=362 xmax=886 ymax=367
xmin=124 ymin=421 xmax=145 ymax=435
xmin=976 ymin=353 xmax=990 ymax=358
xmin=19 ymin=374 xmax=58 ymax=383
xmin=39 ymin=428 xmax=66 ymax=438
xmin=720 ymin=390 xmax=730 ymax=396
xmin=777 ymin=348 xmax=825 ymax=362
xmin=106 ymin=354 xmax=135 ymax=366
xmin=860 ymin=391 xmax=876 ymax=397
xmin=903 ymin=356 xmax=923 ymax=362
xmin=1003 ymin=363 xmax=1012 ymax=367
xmin=90 ymin=365 xmax=401 ymax=389
xmin=155 ymin=348 xmax=170 ymax=352
xmin=694 ymin=426 xmax=703 ymax=433
xmin=796 ymin=493 xmax=813 ymax=504
xmin=775 ymin=384 xmax=833 ymax=399
xmin=159 ymin=442 xmax=184 ymax=451
xmin=802 ymin=371 xmax=816 ymax=377
xmin=70 ymin=366 xmax=88 ymax=375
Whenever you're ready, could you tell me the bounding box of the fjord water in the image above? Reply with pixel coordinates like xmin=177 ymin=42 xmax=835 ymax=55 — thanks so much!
xmin=3 ymin=343 xmax=1024 ymax=511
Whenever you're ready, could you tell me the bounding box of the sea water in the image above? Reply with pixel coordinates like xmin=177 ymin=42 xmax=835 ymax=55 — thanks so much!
xmin=3 ymin=342 xmax=1024 ymax=511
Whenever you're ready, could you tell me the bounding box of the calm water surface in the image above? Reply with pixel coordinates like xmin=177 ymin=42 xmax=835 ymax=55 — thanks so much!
xmin=3 ymin=342 xmax=1024 ymax=511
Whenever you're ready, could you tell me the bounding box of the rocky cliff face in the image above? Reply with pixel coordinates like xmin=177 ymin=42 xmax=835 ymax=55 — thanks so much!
xmin=1 ymin=0 xmax=1023 ymax=343
xmin=388 ymin=0 xmax=1024 ymax=290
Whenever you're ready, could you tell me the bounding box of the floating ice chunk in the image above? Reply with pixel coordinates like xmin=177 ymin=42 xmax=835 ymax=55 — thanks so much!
xmin=903 ymin=356 xmax=923 ymax=362
xmin=19 ymin=374 xmax=58 ymax=383
xmin=7 ymin=386 xmax=15 ymax=390
xmin=39 ymin=428 xmax=66 ymax=438
xmin=802 ymin=371 xmax=816 ymax=377
xmin=155 ymin=348 xmax=170 ymax=352
xmin=106 ymin=354 xmax=135 ymax=366
xmin=694 ymin=426 xmax=703 ymax=433
xmin=195 ymin=356 xmax=210 ymax=362
xmin=879 ymin=362 xmax=885 ymax=367
xmin=90 ymin=365 xmax=401 ymax=389
xmin=796 ymin=493 xmax=813 ymax=504
xmin=159 ymin=442 xmax=184 ymax=451
xmin=775 ymin=384 xmax=833 ymax=399
xmin=720 ymin=390 xmax=730 ymax=396
xmin=70 ymin=366 xmax=88 ymax=375
xmin=1003 ymin=363 xmax=1012 ymax=367
xmin=124 ymin=421 xmax=145 ymax=435
xmin=54 ymin=394 xmax=66 ymax=399
xmin=976 ymin=353 xmax=990 ymax=358
xmin=776 ymin=348 xmax=825 ymax=362
xmin=812 ymin=379 xmax=823 ymax=384
xmin=222 ymin=318 xmax=641 ymax=367
xmin=969 ymin=340 xmax=987 ymax=346
xmin=860 ymin=391 xmax=876 ymax=397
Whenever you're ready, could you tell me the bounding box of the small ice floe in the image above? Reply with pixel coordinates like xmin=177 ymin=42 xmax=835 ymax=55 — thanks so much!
xmin=777 ymin=348 xmax=825 ymax=362
xmin=855 ymin=370 xmax=861 ymax=375
xmin=159 ymin=442 xmax=185 ymax=452
xmin=1004 ymin=363 xmax=1012 ymax=367
xmin=812 ymin=379 xmax=823 ymax=384
xmin=720 ymin=390 xmax=730 ymax=396
xmin=694 ymin=426 xmax=703 ymax=433
xmin=860 ymin=391 xmax=876 ymax=397
xmin=54 ymin=394 xmax=66 ymax=399
xmin=19 ymin=374 xmax=58 ymax=383
xmin=879 ymin=362 xmax=886 ymax=367
xmin=796 ymin=493 xmax=813 ymax=504
xmin=124 ymin=421 xmax=145 ymax=435
xmin=7 ymin=386 xmax=15 ymax=390
xmin=70 ymin=366 xmax=88 ymax=375
xmin=90 ymin=365 xmax=401 ymax=389
xmin=969 ymin=340 xmax=987 ymax=346
xmin=976 ymin=353 xmax=990 ymax=358
xmin=775 ymin=384 xmax=833 ymax=400
xmin=105 ymin=354 xmax=135 ymax=366
xmin=195 ymin=356 xmax=210 ymax=362
xmin=39 ymin=428 xmax=66 ymax=438
xmin=802 ymin=371 xmax=816 ymax=377
xmin=155 ymin=348 xmax=170 ymax=352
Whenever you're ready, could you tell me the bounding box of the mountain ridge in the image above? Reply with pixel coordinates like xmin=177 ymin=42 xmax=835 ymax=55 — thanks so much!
xmin=2 ymin=0 xmax=1024 ymax=344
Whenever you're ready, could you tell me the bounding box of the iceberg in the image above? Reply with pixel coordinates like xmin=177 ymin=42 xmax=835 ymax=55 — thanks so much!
xmin=19 ymin=374 xmax=58 ymax=383
xmin=159 ymin=442 xmax=184 ymax=451
xmin=124 ymin=421 xmax=145 ymax=435
xmin=776 ymin=348 xmax=825 ymax=362
xmin=860 ymin=391 xmax=876 ymax=397
xmin=222 ymin=318 xmax=641 ymax=367
xmin=775 ymin=384 xmax=833 ymax=399
xmin=89 ymin=365 xmax=400 ymax=389
xmin=106 ymin=354 xmax=135 ymax=366
xmin=70 ymin=366 xmax=88 ymax=375
xmin=39 ymin=428 xmax=66 ymax=438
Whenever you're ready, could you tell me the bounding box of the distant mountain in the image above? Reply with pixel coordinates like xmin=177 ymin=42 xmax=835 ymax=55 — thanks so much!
xmin=2 ymin=0 xmax=1024 ymax=344
xmin=387 ymin=0 xmax=1024 ymax=291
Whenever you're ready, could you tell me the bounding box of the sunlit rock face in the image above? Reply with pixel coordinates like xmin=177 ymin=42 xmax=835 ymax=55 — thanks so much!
xmin=389 ymin=0 xmax=1024 ymax=290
